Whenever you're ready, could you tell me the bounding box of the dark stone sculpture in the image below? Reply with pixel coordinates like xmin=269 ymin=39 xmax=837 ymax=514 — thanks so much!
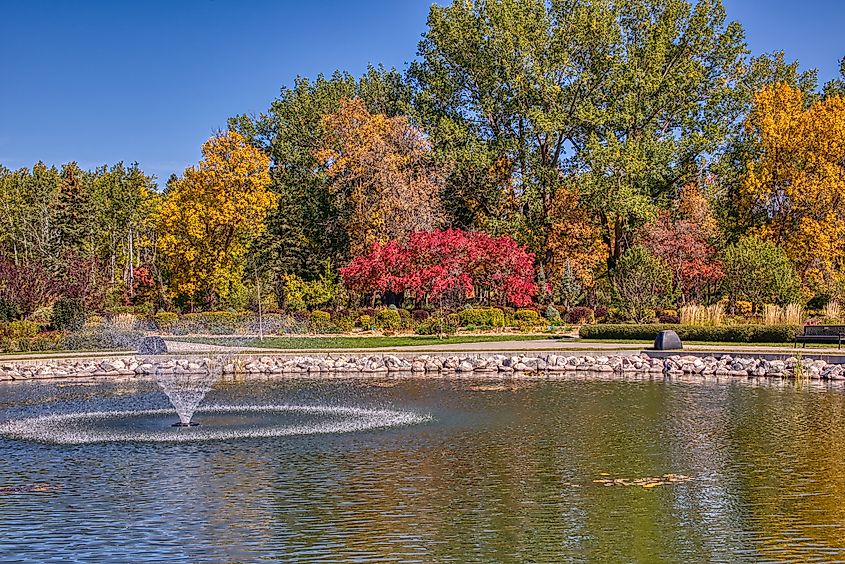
xmin=654 ymin=330 xmax=682 ymax=350
xmin=137 ymin=336 xmax=168 ymax=355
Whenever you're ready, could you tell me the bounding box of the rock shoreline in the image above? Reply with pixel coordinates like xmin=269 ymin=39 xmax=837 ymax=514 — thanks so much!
xmin=1 ymin=352 xmax=844 ymax=381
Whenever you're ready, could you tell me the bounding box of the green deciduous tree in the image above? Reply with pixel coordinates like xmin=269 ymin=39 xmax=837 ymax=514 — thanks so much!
xmin=722 ymin=235 xmax=801 ymax=310
xmin=613 ymin=246 xmax=675 ymax=321
xmin=229 ymin=66 xmax=411 ymax=299
xmin=412 ymin=0 xmax=747 ymax=272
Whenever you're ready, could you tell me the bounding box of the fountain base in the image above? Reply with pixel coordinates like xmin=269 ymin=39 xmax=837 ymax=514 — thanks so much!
xmin=171 ymin=422 xmax=200 ymax=428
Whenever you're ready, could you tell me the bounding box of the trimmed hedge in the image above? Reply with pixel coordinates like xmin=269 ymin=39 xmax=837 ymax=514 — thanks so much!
xmin=579 ymin=324 xmax=800 ymax=343
xmin=61 ymin=329 xmax=144 ymax=351
xmin=416 ymin=318 xmax=457 ymax=336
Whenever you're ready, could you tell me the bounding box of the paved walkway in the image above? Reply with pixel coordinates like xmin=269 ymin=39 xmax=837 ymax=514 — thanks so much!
xmin=2 ymin=338 xmax=844 ymax=362
xmin=167 ymin=338 xmax=845 ymax=356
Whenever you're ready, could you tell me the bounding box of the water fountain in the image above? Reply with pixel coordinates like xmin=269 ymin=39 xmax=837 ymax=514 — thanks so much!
xmin=0 ymin=337 xmax=431 ymax=445
xmin=154 ymin=354 xmax=230 ymax=427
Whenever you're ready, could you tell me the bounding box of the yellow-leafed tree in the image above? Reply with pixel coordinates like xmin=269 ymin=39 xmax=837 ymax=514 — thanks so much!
xmin=740 ymin=84 xmax=845 ymax=293
xmin=157 ymin=131 xmax=275 ymax=309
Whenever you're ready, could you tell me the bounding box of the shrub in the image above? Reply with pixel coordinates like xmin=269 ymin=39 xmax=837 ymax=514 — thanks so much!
xmin=177 ymin=311 xmax=252 ymax=335
xmin=396 ymin=308 xmax=412 ymax=329
xmin=579 ymin=323 xmax=799 ymax=343
xmin=312 ymin=310 xmax=331 ymax=324
xmin=567 ymin=306 xmax=594 ymax=324
xmin=0 ymin=320 xmax=39 ymax=339
xmin=457 ymin=307 xmax=505 ymax=328
xmin=416 ymin=317 xmax=457 ymax=336
xmin=602 ymin=307 xmax=629 ymax=323
xmin=358 ymin=314 xmax=374 ymax=329
xmin=0 ymin=297 xmax=19 ymax=322
xmin=375 ymin=308 xmax=402 ymax=330
xmin=658 ymin=314 xmax=681 ymax=324
xmin=544 ymin=305 xmax=561 ymax=322
xmin=154 ymin=311 xmax=179 ymax=332
xmin=280 ymin=261 xmax=338 ymax=311
xmin=51 ymin=298 xmax=86 ymax=331
xmin=30 ymin=331 xmax=66 ymax=352
xmin=29 ymin=306 xmax=54 ymax=325
xmin=251 ymin=313 xmax=310 ymax=335
xmin=594 ymin=306 xmax=609 ymax=321
xmin=84 ymin=314 xmax=105 ymax=329
xmin=311 ymin=310 xmax=333 ymax=332
xmin=734 ymin=300 xmax=753 ymax=317
xmin=514 ymin=309 xmax=541 ymax=323
xmin=411 ymin=309 xmax=430 ymax=322
xmin=508 ymin=308 xmax=542 ymax=331
xmin=0 ymin=337 xmax=17 ymax=353
xmin=333 ymin=316 xmax=355 ymax=332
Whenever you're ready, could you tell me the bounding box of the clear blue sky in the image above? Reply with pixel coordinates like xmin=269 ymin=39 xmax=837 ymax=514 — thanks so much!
xmin=1 ymin=0 xmax=842 ymax=185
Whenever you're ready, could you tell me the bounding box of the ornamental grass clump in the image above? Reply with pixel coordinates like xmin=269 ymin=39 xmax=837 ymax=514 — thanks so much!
xmin=762 ymin=304 xmax=804 ymax=325
xmin=679 ymin=304 xmax=724 ymax=325
xmin=783 ymin=304 xmax=804 ymax=325
xmin=823 ymin=300 xmax=841 ymax=321
xmin=109 ymin=313 xmax=137 ymax=331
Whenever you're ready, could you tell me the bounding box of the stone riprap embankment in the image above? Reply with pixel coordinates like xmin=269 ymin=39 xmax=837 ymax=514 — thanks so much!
xmin=0 ymin=353 xmax=844 ymax=381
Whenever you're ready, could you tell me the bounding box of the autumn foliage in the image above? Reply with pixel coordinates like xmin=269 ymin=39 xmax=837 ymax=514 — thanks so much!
xmin=340 ymin=229 xmax=537 ymax=307
xmin=316 ymin=98 xmax=444 ymax=256
xmin=156 ymin=131 xmax=276 ymax=309
xmin=641 ymin=185 xmax=724 ymax=303
xmin=740 ymin=84 xmax=845 ymax=291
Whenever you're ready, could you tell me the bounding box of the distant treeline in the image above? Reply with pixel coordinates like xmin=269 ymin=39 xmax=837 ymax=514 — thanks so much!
xmin=2 ymin=0 xmax=845 ymax=318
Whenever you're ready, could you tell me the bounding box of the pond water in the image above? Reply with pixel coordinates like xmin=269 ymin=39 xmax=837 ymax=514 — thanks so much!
xmin=3 ymin=375 xmax=845 ymax=562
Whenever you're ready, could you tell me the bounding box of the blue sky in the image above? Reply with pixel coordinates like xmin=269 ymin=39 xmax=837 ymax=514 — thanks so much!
xmin=1 ymin=0 xmax=842 ymax=184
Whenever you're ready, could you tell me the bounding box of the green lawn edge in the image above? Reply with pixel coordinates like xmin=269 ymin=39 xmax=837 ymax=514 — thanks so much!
xmin=169 ymin=334 xmax=557 ymax=350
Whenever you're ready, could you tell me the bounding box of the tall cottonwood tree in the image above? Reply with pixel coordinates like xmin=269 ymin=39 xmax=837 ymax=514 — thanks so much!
xmin=411 ymin=0 xmax=747 ymax=273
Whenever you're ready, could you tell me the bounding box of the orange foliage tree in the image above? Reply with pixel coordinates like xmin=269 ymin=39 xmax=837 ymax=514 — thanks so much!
xmin=316 ymin=98 xmax=445 ymax=257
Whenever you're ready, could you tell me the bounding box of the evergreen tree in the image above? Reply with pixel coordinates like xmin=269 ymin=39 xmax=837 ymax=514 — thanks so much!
xmin=555 ymin=261 xmax=583 ymax=308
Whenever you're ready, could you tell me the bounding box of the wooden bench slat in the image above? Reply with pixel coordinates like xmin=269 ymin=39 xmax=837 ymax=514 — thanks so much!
xmin=795 ymin=325 xmax=844 ymax=349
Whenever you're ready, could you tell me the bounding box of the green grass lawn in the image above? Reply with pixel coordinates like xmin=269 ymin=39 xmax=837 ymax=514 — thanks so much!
xmin=171 ymin=334 xmax=556 ymax=350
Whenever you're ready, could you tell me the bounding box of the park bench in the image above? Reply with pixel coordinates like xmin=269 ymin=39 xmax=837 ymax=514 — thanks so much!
xmin=794 ymin=325 xmax=845 ymax=349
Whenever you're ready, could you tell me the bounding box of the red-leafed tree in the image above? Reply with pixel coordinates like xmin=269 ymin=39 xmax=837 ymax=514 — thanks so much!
xmin=340 ymin=229 xmax=536 ymax=307
xmin=0 ymin=256 xmax=56 ymax=319
xmin=640 ymin=186 xmax=723 ymax=303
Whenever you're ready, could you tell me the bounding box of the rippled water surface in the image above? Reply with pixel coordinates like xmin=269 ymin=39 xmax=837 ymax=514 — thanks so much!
xmin=3 ymin=375 xmax=845 ymax=562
